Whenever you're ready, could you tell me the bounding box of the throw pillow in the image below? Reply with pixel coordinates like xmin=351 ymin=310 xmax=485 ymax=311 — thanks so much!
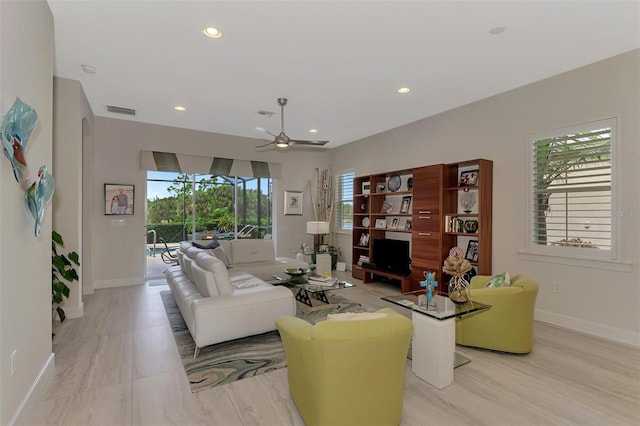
xmin=485 ymin=272 xmax=511 ymax=288
xmin=326 ymin=312 xmax=388 ymax=321
xmin=211 ymin=246 xmax=231 ymax=269
xmin=192 ymin=240 xmax=220 ymax=250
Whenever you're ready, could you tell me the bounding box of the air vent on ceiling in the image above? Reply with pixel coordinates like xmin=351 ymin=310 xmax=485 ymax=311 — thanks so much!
xmin=256 ymin=110 xmax=275 ymax=117
xmin=107 ymin=105 xmax=136 ymax=116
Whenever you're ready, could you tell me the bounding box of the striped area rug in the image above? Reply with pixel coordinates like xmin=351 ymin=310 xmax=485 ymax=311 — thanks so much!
xmin=160 ymin=288 xmax=369 ymax=392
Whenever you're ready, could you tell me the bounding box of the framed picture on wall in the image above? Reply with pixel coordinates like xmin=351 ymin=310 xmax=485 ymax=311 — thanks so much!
xmin=284 ymin=190 xmax=303 ymax=215
xmin=105 ymin=184 xmax=134 ymax=215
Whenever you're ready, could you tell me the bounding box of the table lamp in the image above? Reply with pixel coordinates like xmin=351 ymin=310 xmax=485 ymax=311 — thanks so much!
xmin=307 ymin=221 xmax=330 ymax=252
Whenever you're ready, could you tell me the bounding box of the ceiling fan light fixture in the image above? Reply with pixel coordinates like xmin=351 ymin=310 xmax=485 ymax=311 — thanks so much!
xmin=203 ymin=27 xmax=222 ymax=39
xmin=276 ymin=141 xmax=289 ymax=148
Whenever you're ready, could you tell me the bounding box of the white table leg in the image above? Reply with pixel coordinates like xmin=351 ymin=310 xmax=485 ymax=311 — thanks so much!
xmin=411 ymin=311 xmax=455 ymax=389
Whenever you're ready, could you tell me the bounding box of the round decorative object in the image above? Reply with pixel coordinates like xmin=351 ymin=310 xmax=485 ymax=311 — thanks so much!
xmin=387 ymin=174 xmax=401 ymax=192
xmin=463 ymin=220 xmax=478 ymax=233
xmin=360 ymin=203 xmax=366 ymax=211
xmin=448 ymin=276 xmax=471 ymax=304
xmin=362 ymin=217 xmax=370 ymax=227
xmin=449 ymin=246 xmax=464 ymax=258
xmin=284 ymin=268 xmax=307 ymax=284
xmin=407 ymin=177 xmax=413 ymax=190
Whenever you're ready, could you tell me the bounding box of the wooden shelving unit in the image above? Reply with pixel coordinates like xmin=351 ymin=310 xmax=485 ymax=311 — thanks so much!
xmin=442 ymin=159 xmax=493 ymax=278
xmin=352 ymin=159 xmax=492 ymax=293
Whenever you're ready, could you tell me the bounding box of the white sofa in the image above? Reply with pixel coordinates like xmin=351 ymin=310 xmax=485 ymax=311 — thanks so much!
xmin=165 ymin=240 xmax=304 ymax=358
xmin=196 ymin=238 xmax=308 ymax=281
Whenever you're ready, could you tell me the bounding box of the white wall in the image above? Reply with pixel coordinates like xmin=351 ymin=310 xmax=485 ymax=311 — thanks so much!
xmin=87 ymin=117 xmax=329 ymax=288
xmin=53 ymin=77 xmax=94 ymax=315
xmin=331 ymin=50 xmax=640 ymax=345
xmin=0 ymin=1 xmax=55 ymax=424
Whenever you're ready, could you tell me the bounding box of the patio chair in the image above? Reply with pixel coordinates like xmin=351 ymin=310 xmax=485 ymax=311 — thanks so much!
xmin=159 ymin=238 xmax=179 ymax=265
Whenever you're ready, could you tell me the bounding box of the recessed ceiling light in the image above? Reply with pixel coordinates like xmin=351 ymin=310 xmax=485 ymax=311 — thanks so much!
xmin=174 ymin=105 xmax=186 ymax=111
xmin=397 ymin=87 xmax=411 ymax=94
xmin=81 ymin=64 xmax=96 ymax=74
xmin=489 ymin=26 xmax=507 ymax=35
xmin=309 ymin=129 xmax=318 ymax=133
xmin=203 ymin=27 xmax=222 ymax=39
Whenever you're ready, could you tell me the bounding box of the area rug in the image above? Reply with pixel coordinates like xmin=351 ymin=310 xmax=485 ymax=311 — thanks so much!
xmin=147 ymin=279 xmax=168 ymax=287
xmin=160 ymin=288 xmax=369 ymax=393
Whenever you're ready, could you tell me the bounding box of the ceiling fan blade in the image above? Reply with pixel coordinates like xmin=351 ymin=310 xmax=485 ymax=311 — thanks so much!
xmin=255 ymin=141 xmax=276 ymax=148
xmin=289 ymin=139 xmax=330 ymax=146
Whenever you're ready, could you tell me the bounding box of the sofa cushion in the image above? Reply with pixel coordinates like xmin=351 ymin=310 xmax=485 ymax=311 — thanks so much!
xmin=192 ymin=240 xmax=220 ymax=250
xmin=211 ymin=246 xmax=231 ymax=269
xmin=485 ymin=272 xmax=511 ymax=288
xmin=186 ymin=246 xmax=203 ymax=260
xmin=180 ymin=241 xmax=193 ymax=252
xmin=182 ymin=256 xmax=195 ymax=282
xmin=196 ymin=252 xmax=233 ymax=295
xmin=229 ymin=239 xmax=275 ymax=264
xmin=191 ymin=255 xmax=219 ymax=297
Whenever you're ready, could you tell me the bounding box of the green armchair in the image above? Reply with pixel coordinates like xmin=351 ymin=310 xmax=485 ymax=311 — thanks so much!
xmin=455 ymin=274 xmax=539 ymax=353
xmin=275 ymin=308 xmax=413 ymax=426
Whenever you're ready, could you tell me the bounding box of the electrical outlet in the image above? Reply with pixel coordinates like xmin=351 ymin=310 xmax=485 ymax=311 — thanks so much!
xmin=10 ymin=350 xmax=17 ymax=376
xmin=554 ymin=282 xmax=561 ymax=293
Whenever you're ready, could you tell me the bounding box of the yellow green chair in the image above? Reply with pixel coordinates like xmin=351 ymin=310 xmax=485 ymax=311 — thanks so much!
xmin=455 ymin=274 xmax=539 ymax=353
xmin=275 ymin=308 xmax=413 ymax=426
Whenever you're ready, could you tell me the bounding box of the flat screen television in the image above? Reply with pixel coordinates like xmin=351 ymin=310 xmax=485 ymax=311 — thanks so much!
xmin=372 ymin=238 xmax=410 ymax=275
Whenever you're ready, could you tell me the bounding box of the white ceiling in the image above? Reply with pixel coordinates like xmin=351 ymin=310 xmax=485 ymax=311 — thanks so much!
xmin=48 ymin=0 xmax=640 ymax=149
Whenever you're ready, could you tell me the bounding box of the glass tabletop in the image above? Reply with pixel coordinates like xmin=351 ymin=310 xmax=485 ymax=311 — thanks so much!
xmin=382 ymin=291 xmax=490 ymax=320
xmin=292 ymin=280 xmax=354 ymax=293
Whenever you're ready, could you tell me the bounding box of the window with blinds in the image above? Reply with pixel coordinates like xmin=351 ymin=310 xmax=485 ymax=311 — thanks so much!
xmin=335 ymin=171 xmax=355 ymax=232
xmin=530 ymin=119 xmax=614 ymax=255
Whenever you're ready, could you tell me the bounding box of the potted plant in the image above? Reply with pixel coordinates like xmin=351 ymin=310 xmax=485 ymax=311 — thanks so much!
xmin=52 ymin=230 xmax=80 ymax=323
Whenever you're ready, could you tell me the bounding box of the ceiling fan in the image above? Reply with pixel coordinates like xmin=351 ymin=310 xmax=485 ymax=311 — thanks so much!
xmin=255 ymin=98 xmax=329 ymax=151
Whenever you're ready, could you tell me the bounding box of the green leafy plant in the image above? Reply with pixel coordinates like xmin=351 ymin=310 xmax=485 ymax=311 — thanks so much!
xmin=52 ymin=230 xmax=80 ymax=322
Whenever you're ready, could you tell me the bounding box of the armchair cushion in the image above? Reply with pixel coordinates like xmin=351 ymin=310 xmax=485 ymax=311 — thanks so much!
xmin=485 ymin=272 xmax=511 ymax=288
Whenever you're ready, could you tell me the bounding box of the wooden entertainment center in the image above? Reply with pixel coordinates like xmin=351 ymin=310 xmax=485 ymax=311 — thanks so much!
xmin=352 ymin=159 xmax=493 ymax=293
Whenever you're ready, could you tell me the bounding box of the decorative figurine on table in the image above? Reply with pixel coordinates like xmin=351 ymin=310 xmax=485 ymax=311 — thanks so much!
xmin=420 ymin=271 xmax=438 ymax=310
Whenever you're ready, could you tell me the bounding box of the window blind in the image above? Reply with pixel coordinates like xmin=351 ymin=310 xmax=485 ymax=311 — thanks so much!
xmin=532 ymin=122 xmax=612 ymax=250
xmin=335 ymin=171 xmax=355 ymax=231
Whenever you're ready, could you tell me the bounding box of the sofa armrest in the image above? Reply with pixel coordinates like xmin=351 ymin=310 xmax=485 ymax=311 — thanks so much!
xmin=275 ymin=316 xmax=314 ymax=341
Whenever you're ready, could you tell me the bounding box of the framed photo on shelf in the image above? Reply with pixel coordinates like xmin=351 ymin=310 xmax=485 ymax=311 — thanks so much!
xmin=400 ymin=195 xmax=412 ymax=213
xmin=105 ymin=184 xmax=134 ymax=215
xmin=465 ymin=240 xmax=479 ymax=263
xmin=374 ymin=218 xmax=387 ymax=229
xmin=362 ymin=181 xmax=371 ymax=195
xmin=458 ymin=169 xmax=479 ymax=187
xmin=389 ymin=218 xmax=399 ymax=229
xmin=284 ymin=190 xmax=303 ymax=215
xmin=376 ymin=182 xmax=386 ymax=193
xmin=358 ymin=233 xmax=370 ymax=247
xmin=404 ymin=219 xmax=412 ymax=231
xmin=380 ymin=200 xmax=393 ymax=214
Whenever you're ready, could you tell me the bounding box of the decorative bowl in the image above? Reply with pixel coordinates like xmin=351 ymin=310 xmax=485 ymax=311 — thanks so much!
xmin=284 ymin=268 xmax=308 ymax=284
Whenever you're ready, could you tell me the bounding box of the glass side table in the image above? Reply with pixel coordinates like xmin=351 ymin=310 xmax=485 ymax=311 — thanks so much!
xmin=382 ymin=292 xmax=491 ymax=389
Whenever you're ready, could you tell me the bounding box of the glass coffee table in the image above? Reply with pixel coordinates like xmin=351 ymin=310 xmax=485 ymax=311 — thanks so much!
xmin=382 ymin=291 xmax=490 ymax=389
xmin=272 ymin=274 xmax=355 ymax=307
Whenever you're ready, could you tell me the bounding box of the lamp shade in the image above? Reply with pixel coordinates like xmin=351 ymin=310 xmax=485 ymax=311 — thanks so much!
xmin=307 ymin=221 xmax=330 ymax=234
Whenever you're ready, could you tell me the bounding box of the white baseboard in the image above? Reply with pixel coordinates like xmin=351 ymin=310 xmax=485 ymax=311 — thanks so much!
xmin=95 ymin=277 xmax=145 ymax=289
xmin=535 ymin=308 xmax=640 ymax=347
xmin=65 ymin=301 xmax=84 ymax=319
xmin=9 ymin=353 xmax=55 ymax=426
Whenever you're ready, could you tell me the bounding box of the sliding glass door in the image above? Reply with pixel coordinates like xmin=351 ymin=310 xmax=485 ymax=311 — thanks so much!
xmin=145 ymin=171 xmax=272 ymax=278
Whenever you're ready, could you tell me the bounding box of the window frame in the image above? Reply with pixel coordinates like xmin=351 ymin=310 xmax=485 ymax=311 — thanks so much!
xmin=334 ymin=170 xmax=355 ymax=234
xmin=526 ymin=117 xmax=620 ymax=262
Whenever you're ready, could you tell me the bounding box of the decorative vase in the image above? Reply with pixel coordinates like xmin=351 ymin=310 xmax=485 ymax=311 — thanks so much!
xmin=448 ymin=276 xmax=470 ymax=304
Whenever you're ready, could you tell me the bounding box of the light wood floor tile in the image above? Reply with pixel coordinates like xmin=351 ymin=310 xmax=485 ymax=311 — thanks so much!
xmin=31 ymin=273 xmax=640 ymax=426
